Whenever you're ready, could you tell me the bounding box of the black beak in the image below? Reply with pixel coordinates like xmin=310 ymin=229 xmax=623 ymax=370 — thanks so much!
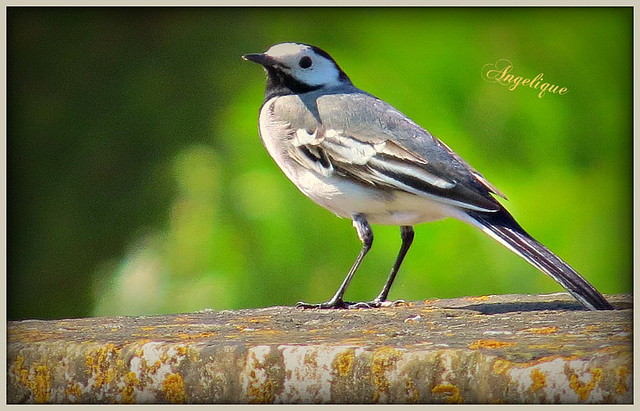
xmin=242 ymin=53 xmax=275 ymax=67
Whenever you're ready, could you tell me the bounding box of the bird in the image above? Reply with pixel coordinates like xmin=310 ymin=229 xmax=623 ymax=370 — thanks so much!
xmin=242 ymin=42 xmax=613 ymax=311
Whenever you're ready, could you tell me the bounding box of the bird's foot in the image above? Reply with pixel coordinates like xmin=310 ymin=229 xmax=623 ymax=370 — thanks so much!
xmin=296 ymin=298 xmax=406 ymax=310
xmin=296 ymin=299 xmax=350 ymax=309
xmin=355 ymin=298 xmax=406 ymax=308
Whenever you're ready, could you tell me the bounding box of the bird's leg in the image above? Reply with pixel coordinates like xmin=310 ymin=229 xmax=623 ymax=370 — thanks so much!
xmin=297 ymin=214 xmax=373 ymax=309
xmin=367 ymin=225 xmax=415 ymax=307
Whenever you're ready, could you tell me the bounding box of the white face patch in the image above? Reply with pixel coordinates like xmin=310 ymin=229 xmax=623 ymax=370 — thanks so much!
xmin=264 ymin=43 xmax=343 ymax=88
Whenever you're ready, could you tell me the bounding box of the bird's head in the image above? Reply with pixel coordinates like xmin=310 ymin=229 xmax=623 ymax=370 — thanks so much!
xmin=243 ymin=42 xmax=352 ymax=96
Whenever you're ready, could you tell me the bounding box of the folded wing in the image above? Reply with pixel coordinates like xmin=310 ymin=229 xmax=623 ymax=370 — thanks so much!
xmin=288 ymin=92 xmax=506 ymax=213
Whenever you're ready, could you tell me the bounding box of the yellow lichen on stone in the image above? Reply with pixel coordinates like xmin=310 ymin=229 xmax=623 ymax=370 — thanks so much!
xmin=245 ymin=350 xmax=277 ymax=404
xmin=520 ymin=355 xmax=579 ymax=368
xmin=119 ymin=371 xmax=141 ymax=404
xmin=160 ymin=350 xmax=169 ymax=363
xmin=247 ymin=315 xmax=273 ymax=323
xmin=13 ymin=355 xmax=52 ymax=403
xmin=492 ymin=359 xmax=511 ymax=375
xmin=247 ymin=378 xmax=276 ymax=404
xmin=615 ymin=366 xmax=629 ymax=394
xmin=30 ymin=365 xmax=50 ymax=402
xmin=120 ymin=385 xmax=135 ymax=404
xmin=13 ymin=355 xmax=27 ymax=384
xmin=332 ymin=349 xmax=355 ymax=377
xmin=432 ymin=384 xmax=463 ymax=404
xmin=147 ymin=360 xmax=163 ymax=374
xmin=339 ymin=337 xmax=367 ymax=345
xmin=65 ymin=382 xmax=83 ymax=402
xmin=405 ymin=378 xmax=420 ymax=403
xmin=529 ymin=368 xmax=546 ymax=393
xmin=468 ymin=339 xmax=516 ymax=350
xmin=177 ymin=331 xmax=218 ymax=340
xmin=522 ymin=327 xmax=558 ymax=334
xmin=569 ymin=368 xmax=602 ymax=401
xmin=162 ymin=373 xmax=188 ymax=403
xmin=371 ymin=347 xmax=402 ymax=402
xmin=304 ymin=351 xmax=318 ymax=368
xmin=466 ymin=296 xmax=490 ymax=301
xmin=85 ymin=343 xmax=120 ymax=389
xmin=32 ymin=364 xmax=51 ymax=403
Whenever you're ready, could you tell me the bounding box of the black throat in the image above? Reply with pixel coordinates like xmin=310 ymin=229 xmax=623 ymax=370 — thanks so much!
xmin=262 ymin=54 xmax=353 ymax=101
xmin=263 ymin=66 xmax=324 ymax=100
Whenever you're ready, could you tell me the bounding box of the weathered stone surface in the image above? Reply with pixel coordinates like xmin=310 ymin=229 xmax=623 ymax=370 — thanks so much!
xmin=7 ymin=293 xmax=632 ymax=404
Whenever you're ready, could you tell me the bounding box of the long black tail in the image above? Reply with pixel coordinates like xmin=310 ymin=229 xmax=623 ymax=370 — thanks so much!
xmin=465 ymin=209 xmax=614 ymax=310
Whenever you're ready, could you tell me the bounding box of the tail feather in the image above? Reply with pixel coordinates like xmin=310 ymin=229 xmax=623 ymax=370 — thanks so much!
xmin=465 ymin=210 xmax=614 ymax=311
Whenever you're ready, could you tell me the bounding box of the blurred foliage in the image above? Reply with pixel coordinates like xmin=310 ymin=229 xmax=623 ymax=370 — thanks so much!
xmin=7 ymin=7 xmax=631 ymax=320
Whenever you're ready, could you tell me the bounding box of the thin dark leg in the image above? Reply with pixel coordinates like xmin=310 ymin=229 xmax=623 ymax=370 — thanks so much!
xmin=372 ymin=225 xmax=414 ymax=304
xmin=297 ymin=214 xmax=373 ymax=309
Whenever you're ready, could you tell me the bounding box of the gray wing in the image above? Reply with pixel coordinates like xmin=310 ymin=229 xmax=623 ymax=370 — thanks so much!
xmin=293 ymin=91 xmax=506 ymax=213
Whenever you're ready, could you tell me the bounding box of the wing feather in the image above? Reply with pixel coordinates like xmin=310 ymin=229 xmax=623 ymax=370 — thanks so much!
xmin=285 ymin=91 xmax=507 ymax=212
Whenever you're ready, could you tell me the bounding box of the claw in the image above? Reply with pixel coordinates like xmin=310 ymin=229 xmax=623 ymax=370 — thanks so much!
xmin=296 ymin=300 xmax=348 ymax=309
xmin=295 ymin=302 xmax=318 ymax=309
xmin=296 ymin=298 xmax=406 ymax=310
xmin=349 ymin=301 xmax=373 ymax=309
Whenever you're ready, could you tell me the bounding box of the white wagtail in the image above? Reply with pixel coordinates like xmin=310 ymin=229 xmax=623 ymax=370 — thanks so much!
xmin=243 ymin=42 xmax=613 ymax=311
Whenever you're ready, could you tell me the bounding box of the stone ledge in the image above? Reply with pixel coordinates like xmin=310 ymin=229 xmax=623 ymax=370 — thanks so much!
xmin=7 ymin=293 xmax=632 ymax=404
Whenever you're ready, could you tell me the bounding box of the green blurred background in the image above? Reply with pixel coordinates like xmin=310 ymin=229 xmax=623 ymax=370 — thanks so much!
xmin=8 ymin=7 xmax=631 ymax=320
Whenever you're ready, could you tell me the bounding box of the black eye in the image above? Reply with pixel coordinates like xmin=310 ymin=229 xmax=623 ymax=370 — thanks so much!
xmin=299 ymin=56 xmax=312 ymax=69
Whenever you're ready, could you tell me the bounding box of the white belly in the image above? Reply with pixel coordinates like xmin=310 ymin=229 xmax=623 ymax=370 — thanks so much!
xmin=281 ymin=164 xmax=454 ymax=226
